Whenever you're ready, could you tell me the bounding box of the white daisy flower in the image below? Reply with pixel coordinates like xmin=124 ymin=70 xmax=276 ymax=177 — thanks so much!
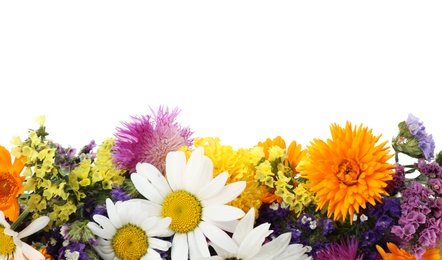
xmin=0 ymin=210 xmax=49 ymax=260
xmin=199 ymin=208 xmax=312 ymax=260
xmin=130 ymin=147 xmax=246 ymax=260
xmin=87 ymin=198 xmax=173 ymax=260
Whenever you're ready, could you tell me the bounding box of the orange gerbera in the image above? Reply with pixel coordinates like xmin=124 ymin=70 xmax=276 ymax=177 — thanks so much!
xmin=297 ymin=122 xmax=395 ymax=223
xmin=0 ymin=145 xmax=25 ymax=222
xmin=376 ymin=243 xmax=442 ymax=260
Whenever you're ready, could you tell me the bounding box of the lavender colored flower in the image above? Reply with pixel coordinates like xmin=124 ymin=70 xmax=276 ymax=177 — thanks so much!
xmin=112 ymin=106 xmax=194 ymax=174
xmin=415 ymin=160 xmax=442 ymax=179
xmin=111 ymin=184 xmax=132 ymax=202
xmin=406 ymin=114 xmax=435 ymax=161
xmin=385 ymin=164 xmax=405 ymax=196
xmin=429 ymin=178 xmax=442 ymax=195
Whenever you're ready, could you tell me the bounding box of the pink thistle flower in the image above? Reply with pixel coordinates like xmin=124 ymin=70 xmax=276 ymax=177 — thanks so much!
xmin=315 ymin=237 xmax=364 ymax=260
xmin=112 ymin=106 xmax=193 ymax=174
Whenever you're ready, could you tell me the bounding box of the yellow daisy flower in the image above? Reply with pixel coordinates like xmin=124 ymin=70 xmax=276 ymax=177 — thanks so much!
xmin=297 ymin=122 xmax=395 ymax=223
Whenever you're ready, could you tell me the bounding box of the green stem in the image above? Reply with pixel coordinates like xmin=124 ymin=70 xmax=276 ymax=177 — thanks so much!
xmin=10 ymin=209 xmax=29 ymax=230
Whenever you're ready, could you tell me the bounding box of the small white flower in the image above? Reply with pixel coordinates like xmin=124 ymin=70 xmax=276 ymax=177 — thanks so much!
xmin=87 ymin=198 xmax=173 ymax=260
xmin=360 ymin=214 xmax=368 ymax=223
xmin=0 ymin=211 xmax=49 ymax=260
xmin=64 ymin=250 xmax=80 ymax=260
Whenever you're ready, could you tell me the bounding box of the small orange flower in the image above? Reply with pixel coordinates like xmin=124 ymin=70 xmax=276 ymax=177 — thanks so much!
xmin=0 ymin=145 xmax=25 ymax=222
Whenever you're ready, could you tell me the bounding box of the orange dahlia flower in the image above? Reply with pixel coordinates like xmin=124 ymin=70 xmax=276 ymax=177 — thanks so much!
xmin=298 ymin=122 xmax=395 ymax=223
xmin=0 ymin=145 xmax=25 ymax=222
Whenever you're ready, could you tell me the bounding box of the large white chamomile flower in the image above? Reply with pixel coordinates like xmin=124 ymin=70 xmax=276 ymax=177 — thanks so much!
xmin=0 ymin=211 xmax=49 ymax=260
xmin=87 ymin=198 xmax=173 ymax=260
xmin=199 ymin=208 xmax=312 ymax=260
xmin=130 ymin=147 xmax=246 ymax=260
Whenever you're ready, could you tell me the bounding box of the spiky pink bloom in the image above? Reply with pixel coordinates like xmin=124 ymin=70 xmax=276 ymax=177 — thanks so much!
xmin=112 ymin=106 xmax=193 ymax=174
xmin=315 ymin=237 xmax=364 ymax=260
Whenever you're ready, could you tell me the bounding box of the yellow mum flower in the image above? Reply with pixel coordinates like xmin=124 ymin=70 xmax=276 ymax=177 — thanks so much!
xmin=192 ymin=137 xmax=263 ymax=216
xmin=298 ymin=122 xmax=395 ymax=223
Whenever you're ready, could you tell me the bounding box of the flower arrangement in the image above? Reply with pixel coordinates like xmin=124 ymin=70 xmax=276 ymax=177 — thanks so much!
xmin=1 ymin=106 xmax=442 ymax=260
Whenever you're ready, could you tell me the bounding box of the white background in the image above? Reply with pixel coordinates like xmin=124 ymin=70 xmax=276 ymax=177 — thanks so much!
xmin=1 ymin=1 xmax=441 ymax=162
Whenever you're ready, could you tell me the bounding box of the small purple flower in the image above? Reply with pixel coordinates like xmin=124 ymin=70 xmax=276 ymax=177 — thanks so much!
xmin=429 ymin=178 xmax=442 ymax=195
xmin=112 ymin=106 xmax=194 ymax=174
xmin=406 ymin=114 xmax=435 ymax=161
xmin=111 ymin=184 xmax=132 ymax=202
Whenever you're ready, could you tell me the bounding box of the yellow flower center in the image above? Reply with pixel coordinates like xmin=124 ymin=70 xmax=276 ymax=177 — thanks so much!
xmin=0 ymin=225 xmax=15 ymax=256
xmin=0 ymin=177 xmax=13 ymax=196
xmin=336 ymin=160 xmax=360 ymax=186
xmin=161 ymin=190 xmax=202 ymax=233
xmin=112 ymin=224 xmax=148 ymax=260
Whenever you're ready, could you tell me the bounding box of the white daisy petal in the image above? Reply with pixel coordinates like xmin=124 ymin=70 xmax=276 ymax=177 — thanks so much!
xmin=208 ymin=242 xmax=233 ymax=258
xmin=253 ymin=232 xmax=291 ymax=260
xmin=202 ymin=181 xmax=246 ymax=206
xmin=203 ymin=218 xmax=239 ymax=233
xmin=184 ymin=148 xmax=214 ymax=193
xmin=148 ymin=237 xmax=172 ymax=251
xmin=131 ymin=173 xmax=165 ymax=204
xmin=87 ymin=222 xmax=114 ymax=240
xmin=144 ymin=248 xmax=162 ymax=260
xmin=17 ymin=216 xmax=49 ymax=239
xmin=232 ymin=209 xmax=255 ymax=245
xmin=131 ymin=198 xmax=163 ymax=216
xmin=188 ymin=230 xmax=203 ymax=259
xmin=136 ymin=162 xmax=172 ymax=197
xmin=106 ymin=198 xmax=122 ymax=228
xmin=21 ymin=242 xmax=45 ymax=260
xmin=92 ymin=215 xmax=117 ymax=235
xmin=147 ymin=217 xmax=173 ymax=237
xmin=236 ymin=223 xmax=272 ymax=259
xmin=203 ymin=204 xmax=245 ymax=222
xmin=193 ymin=226 xmax=211 ymax=257
xmin=197 ymin=171 xmax=228 ymax=200
xmin=199 ymin=221 xmax=238 ymax=254
xmin=171 ymin=233 xmax=189 ymax=260
xmin=166 ymin=150 xmax=186 ymax=191
xmin=277 ymin=244 xmax=311 ymax=260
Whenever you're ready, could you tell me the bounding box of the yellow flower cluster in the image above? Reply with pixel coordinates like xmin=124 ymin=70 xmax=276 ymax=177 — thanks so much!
xmin=253 ymin=137 xmax=313 ymax=215
xmin=181 ymin=137 xmax=263 ymax=217
xmin=11 ymin=116 xmax=125 ymax=227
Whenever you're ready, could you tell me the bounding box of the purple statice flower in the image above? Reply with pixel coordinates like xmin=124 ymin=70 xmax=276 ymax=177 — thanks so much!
xmin=111 ymin=184 xmax=132 ymax=202
xmin=315 ymin=237 xmax=364 ymax=260
xmin=385 ymin=164 xmax=405 ymax=196
xmin=320 ymin=218 xmax=334 ymax=236
xmin=429 ymin=178 xmax=442 ymax=195
xmin=256 ymin=202 xmax=291 ymax=236
xmin=112 ymin=106 xmax=194 ymax=174
xmin=406 ymin=114 xmax=435 ymax=161
xmin=415 ymin=159 xmax=442 ymax=179
xmin=60 ymin=242 xmax=90 ymax=260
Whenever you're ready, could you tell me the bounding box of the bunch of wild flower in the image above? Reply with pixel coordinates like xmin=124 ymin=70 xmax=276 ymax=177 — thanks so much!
xmin=252 ymin=136 xmax=314 ymax=215
xmin=11 ymin=116 xmax=125 ymax=228
xmin=55 ymin=220 xmax=99 ymax=260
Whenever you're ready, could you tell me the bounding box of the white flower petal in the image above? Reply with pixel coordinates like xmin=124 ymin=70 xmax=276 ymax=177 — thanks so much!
xmin=144 ymin=248 xmax=162 ymax=260
xmin=202 ymin=218 xmax=239 ymax=233
xmin=199 ymin=221 xmax=238 ymax=254
xmin=148 ymin=237 xmax=172 ymax=251
xmin=147 ymin=217 xmax=173 ymax=237
xmin=193 ymin=227 xmax=211 ymax=257
xmin=208 ymin=242 xmax=235 ymax=258
xmin=253 ymin=232 xmax=291 ymax=260
xmin=203 ymin=205 xmax=245 ymax=222
xmin=87 ymin=222 xmax=114 ymax=240
xmin=166 ymin=151 xmax=186 ymax=191
xmin=188 ymin=230 xmax=203 ymax=259
xmin=171 ymin=233 xmax=189 ymax=260
xmin=277 ymin=244 xmax=311 ymax=260
xmin=202 ymin=181 xmax=246 ymax=206
xmin=92 ymin=215 xmax=117 ymax=235
xmin=17 ymin=216 xmax=49 ymax=239
xmin=21 ymin=242 xmax=45 ymax=260
xmin=197 ymin=171 xmax=228 ymax=201
xmin=236 ymin=223 xmax=272 ymax=259
xmin=232 ymin=208 xmax=255 ymax=245
xmin=184 ymin=148 xmax=214 ymax=194
xmin=131 ymin=173 xmax=165 ymax=204
xmin=131 ymin=199 xmax=163 ymax=216
xmin=106 ymin=198 xmax=122 ymax=228
xmin=136 ymin=162 xmax=172 ymax=197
